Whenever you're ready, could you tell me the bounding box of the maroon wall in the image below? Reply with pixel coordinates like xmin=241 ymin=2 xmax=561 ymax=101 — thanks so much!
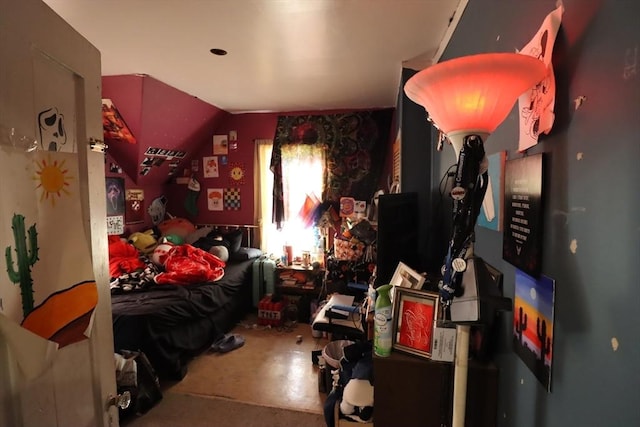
xmin=103 ymin=73 xmax=397 ymax=232
xmin=164 ymin=109 xmax=397 ymax=227
xmin=103 ymin=74 xmax=229 ymax=233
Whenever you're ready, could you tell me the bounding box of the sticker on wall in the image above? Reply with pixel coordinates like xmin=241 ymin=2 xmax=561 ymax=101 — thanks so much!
xmin=191 ymin=159 xmax=199 ymax=172
xmin=513 ymin=270 xmax=556 ymax=392
xmin=207 ymin=188 xmax=224 ymax=211
xmin=109 ymin=162 xmax=123 ymax=174
xmin=220 ymin=155 xmax=228 ymax=166
xmin=517 ymin=5 xmax=563 ymax=151
xmin=229 ymin=162 xmax=246 ymax=185
xmin=106 ymin=215 xmax=124 ymax=235
xmin=340 ymin=197 xmax=355 ymax=217
xmin=224 ymin=188 xmax=241 ymax=210
xmin=213 ymin=134 xmax=228 ymax=155
xmin=203 ymin=156 xmax=219 ymax=178
xmin=38 ymin=107 xmax=68 ymax=152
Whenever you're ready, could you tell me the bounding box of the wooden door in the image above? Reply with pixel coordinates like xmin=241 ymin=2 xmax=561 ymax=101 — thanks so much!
xmin=0 ymin=0 xmax=117 ymax=426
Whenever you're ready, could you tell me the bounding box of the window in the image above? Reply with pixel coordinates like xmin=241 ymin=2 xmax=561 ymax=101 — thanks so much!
xmin=256 ymin=141 xmax=324 ymax=260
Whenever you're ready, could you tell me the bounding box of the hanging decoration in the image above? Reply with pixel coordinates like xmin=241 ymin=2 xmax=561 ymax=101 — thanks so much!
xmin=0 ymin=150 xmax=97 ymax=378
xmin=270 ymin=109 xmax=393 ymax=228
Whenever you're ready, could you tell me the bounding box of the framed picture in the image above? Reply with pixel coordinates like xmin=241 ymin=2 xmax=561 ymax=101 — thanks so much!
xmin=390 ymin=261 xmax=424 ymax=289
xmin=392 ymin=287 xmax=439 ymax=359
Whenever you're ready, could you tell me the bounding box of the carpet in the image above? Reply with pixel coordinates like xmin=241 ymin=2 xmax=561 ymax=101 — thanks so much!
xmin=168 ymin=318 xmax=329 ymax=414
xmin=122 ymin=392 xmax=327 ymax=427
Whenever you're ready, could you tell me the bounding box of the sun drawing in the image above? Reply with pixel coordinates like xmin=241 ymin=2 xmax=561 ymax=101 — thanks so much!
xmin=33 ymin=156 xmax=73 ymax=206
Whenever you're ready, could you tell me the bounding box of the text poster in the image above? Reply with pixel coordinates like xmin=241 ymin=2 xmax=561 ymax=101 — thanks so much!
xmin=502 ymin=154 xmax=544 ymax=277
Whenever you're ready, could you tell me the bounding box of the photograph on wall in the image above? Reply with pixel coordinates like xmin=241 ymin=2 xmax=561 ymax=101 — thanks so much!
xmin=478 ymin=151 xmax=506 ymax=231
xmin=207 ymin=188 xmax=224 ymax=211
xmin=105 ymin=177 xmax=125 ymax=216
xmin=125 ymin=189 xmax=144 ymax=224
xmin=102 ymin=98 xmax=136 ymax=145
xmin=203 ymin=156 xmax=219 ymax=178
xmin=213 ymin=134 xmax=228 ymax=155
xmin=502 ymin=154 xmax=544 ymax=278
xmin=224 ymin=188 xmax=241 ymax=211
xmin=513 ymin=269 xmax=556 ymax=392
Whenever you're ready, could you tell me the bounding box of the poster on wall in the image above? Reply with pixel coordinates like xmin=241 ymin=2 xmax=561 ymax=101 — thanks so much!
xmin=0 ymin=150 xmax=98 ymax=378
xmin=207 ymin=188 xmax=224 ymax=211
xmin=478 ymin=151 xmax=506 ymax=231
xmin=502 ymin=154 xmax=544 ymax=278
xmin=125 ymin=189 xmax=144 ymax=224
xmin=224 ymin=188 xmax=241 ymax=210
xmin=203 ymin=156 xmax=219 ymax=178
xmin=213 ymin=134 xmax=228 ymax=155
xmin=513 ymin=269 xmax=555 ymax=392
xmin=517 ymin=5 xmax=563 ymax=151
xmin=102 ymin=99 xmax=136 ymax=145
xmin=105 ymin=177 xmax=125 ymax=217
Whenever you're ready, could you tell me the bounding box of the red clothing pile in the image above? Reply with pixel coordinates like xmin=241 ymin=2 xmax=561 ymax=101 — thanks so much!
xmin=155 ymin=244 xmax=225 ymax=285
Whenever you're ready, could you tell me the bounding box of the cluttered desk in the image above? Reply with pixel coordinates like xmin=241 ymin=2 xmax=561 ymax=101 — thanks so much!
xmin=311 ymin=286 xmax=370 ymax=341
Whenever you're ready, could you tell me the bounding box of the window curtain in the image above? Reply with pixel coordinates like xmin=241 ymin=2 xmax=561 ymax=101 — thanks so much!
xmin=270 ymin=109 xmax=393 ymax=228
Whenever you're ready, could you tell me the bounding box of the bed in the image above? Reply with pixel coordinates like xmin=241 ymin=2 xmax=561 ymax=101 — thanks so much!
xmin=110 ymin=224 xmax=261 ymax=380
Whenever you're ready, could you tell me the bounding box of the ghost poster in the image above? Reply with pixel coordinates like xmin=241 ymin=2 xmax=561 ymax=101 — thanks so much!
xmin=105 ymin=177 xmax=125 ymax=216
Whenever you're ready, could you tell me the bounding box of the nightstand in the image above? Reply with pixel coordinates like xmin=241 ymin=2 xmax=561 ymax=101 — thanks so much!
xmin=275 ymin=264 xmax=325 ymax=323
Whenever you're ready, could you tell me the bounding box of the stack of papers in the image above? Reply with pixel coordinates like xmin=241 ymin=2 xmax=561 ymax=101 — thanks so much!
xmin=326 ymin=294 xmax=356 ymax=318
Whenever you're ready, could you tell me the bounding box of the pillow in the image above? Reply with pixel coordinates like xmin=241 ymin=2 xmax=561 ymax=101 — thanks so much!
xmin=221 ymin=229 xmax=243 ymax=254
xmin=209 ymin=245 xmax=230 ymax=262
xmin=192 ymin=235 xmax=229 ymax=252
xmin=229 ymin=247 xmax=263 ymax=262
xmin=185 ymin=226 xmax=213 ymax=245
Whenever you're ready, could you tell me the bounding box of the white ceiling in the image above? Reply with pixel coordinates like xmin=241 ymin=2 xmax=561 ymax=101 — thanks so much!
xmin=43 ymin=0 xmax=467 ymax=114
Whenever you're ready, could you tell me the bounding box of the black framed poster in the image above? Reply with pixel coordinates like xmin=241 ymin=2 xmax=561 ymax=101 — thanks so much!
xmin=502 ymin=154 xmax=544 ymax=277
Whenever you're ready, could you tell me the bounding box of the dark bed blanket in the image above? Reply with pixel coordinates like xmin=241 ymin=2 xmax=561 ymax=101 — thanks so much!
xmin=111 ymin=257 xmax=256 ymax=380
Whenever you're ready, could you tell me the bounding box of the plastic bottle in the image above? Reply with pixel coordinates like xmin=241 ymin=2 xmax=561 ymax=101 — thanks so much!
xmin=374 ymin=284 xmax=393 ymax=357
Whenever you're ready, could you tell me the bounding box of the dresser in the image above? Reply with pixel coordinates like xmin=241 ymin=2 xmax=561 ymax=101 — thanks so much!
xmin=373 ymin=352 xmax=498 ymax=427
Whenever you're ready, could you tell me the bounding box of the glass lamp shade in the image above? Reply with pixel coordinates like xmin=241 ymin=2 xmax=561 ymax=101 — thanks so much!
xmin=404 ymin=53 xmax=548 ymax=155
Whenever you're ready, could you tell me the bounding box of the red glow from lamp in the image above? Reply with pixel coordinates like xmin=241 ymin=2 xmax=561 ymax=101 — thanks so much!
xmin=404 ymin=53 xmax=548 ymax=138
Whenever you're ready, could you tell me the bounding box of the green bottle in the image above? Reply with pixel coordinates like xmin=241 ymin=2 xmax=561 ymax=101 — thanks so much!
xmin=374 ymin=284 xmax=393 ymax=357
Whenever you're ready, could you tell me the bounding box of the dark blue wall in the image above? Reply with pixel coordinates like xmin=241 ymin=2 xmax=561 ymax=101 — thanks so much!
xmin=403 ymin=1 xmax=640 ymax=425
